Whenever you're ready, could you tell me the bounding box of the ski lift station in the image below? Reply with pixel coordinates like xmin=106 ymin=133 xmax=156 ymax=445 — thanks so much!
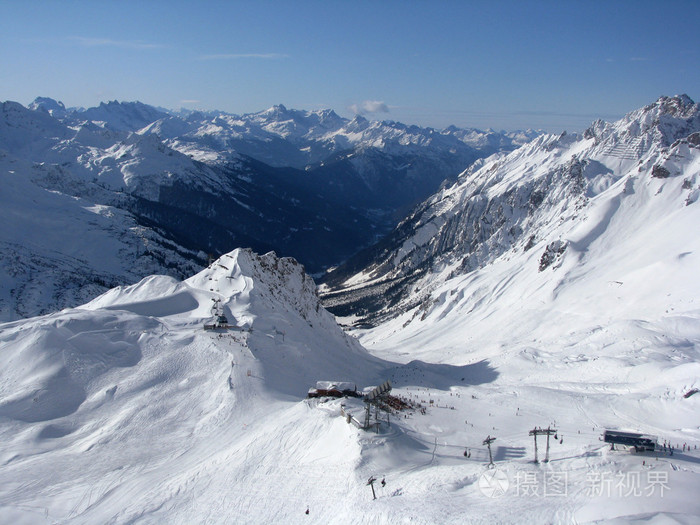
xmin=204 ymin=298 xmax=235 ymax=330
xmin=203 ymin=312 xmax=233 ymax=330
xmin=603 ymin=430 xmax=658 ymax=452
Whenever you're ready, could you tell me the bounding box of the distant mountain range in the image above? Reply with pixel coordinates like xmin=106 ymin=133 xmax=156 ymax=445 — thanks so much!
xmin=3 ymin=96 xmax=699 ymax=523
xmin=0 ymin=97 xmax=536 ymax=320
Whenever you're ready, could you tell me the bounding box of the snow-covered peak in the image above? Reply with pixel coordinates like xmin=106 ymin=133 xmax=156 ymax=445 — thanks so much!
xmin=0 ymin=100 xmax=71 ymax=153
xmin=184 ymin=248 xmax=322 ymax=325
xmin=649 ymin=94 xmax=696 ymax=118
xmin=137 ymin=115 xmax=195 ymax=139
xmin=85 ymin=248 xmax=323 ymax=330
xmin=586 ymin=94 xmax=700 ymax=153
xmin=79 ymin=247 xmax=376 ymax=388
xmin=50 ymin=98 xmax=539 ymax=170
xmin=78 ymin=131 xmax=217 ymax=197
xmin=316 ymin=107 xmax=343 ymax=124
xmin=264 ymin=103 xmax=288 ymax=114
xmin=346 ymin=114 xmax=370 ymax=132
xmin=75 ymin=100 xmax=170 ymax=132
xmin=28 ymin=96 xmax=68 ymax=118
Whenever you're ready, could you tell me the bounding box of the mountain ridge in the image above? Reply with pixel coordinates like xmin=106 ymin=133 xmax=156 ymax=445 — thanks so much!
xmin=1 ymin=96 xmax=699 ymax=523
xmin=0 ymin=96 xmax=536 ymax=320
xmin=320 ymin=94 xmax=700 ymax=327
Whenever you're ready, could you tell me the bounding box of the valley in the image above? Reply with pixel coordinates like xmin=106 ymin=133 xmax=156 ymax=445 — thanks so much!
xmin=0 ymin=95 xmax=699 ymax=523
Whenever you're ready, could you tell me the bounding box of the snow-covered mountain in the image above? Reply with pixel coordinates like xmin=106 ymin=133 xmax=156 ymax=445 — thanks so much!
xmin=27 ymin=96 xmax=69 ymax=118
xmin=1 ymin=249 xmax=698 ymax=523
xmin=312 ymin=95 xmax=700 ymax=522
xmin=1 ymin=97 xmax=536 ymax=321
xmin=142 ymin=103 xmax=537 ymax=169
xmin=1 ymin=96 xmax=700 ymax=523
xmin=0 ymin=249 xmax=386 ymax=522
xmin=55 ymin=98 xmax=538 ymax=219
xmin=78 ymin=100 xmax=170 ymax=133
xmin=145 ymin=104 xmax=539 ymax=216
xmin=321 ymin=95 xmax=700 ymax=327
xmin=0 ymin=101 xmax=261 ymax=321
xmin=0 ymin=146 xmax=205 ymax=321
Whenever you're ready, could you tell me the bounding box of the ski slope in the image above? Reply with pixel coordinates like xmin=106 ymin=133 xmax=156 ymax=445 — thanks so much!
xmin=0 ymin=246 xmax=698 ymax=523
xmin=2 ymin=96 xmax=700 ymax=523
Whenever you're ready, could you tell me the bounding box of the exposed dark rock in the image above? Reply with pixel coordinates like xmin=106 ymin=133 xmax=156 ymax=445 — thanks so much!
xmin=524 ymin=234 xmax=537 ymax=252
xmin=529 ymin=190 xmax=546 ymax=210
xmin=538 ymin=240 xmax=567 ymax=271
xmin=652 ymin=165 xmax=670 ymax=179
xmin=687 ymin=132 xmax=700 ymax=147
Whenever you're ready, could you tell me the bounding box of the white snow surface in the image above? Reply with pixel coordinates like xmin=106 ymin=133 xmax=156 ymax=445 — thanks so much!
xmin=1 ymin=242 xmax=699 ymax=523
xmin=329 ymin=96 xmax=700 ymax=307
xmin=1 ymin=96 xmax=699 ymax=524
xmin=0 ymin=148 xmax=201 ymax=322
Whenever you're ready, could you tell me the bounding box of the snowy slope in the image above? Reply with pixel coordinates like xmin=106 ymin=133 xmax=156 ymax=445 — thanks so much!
xmin=2 ymin=95 xmax=698 ymax=523
xmin=322 ymin=95 xmax=700 ymax=325
xmin=348 ymin=157 xmax=700 ymax=521
xmin=314 ymin=95 xmax=700 ymax=522
xmin=0 ymin=149 xmax=202 ymax=321
xmin=358 ymin=98 xmax=700 ymax=524
xmin=0 ymin=249 xmax=389 ymax=523
xmin=1 ymin=246 xmax=698 ymax=524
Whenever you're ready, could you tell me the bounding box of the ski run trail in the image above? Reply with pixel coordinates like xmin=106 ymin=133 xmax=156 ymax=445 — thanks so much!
xmin=0 ymin=246 xmax=697 ymax=524
xmin=2 ymin=95 xmax=700 ymax=523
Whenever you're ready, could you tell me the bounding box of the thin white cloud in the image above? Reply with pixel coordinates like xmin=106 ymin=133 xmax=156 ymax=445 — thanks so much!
xmin=198 ymin=53 xmax=288 ymax=60
xmin=179 ymin=99 xmax=201 ymax=105
xmin=348 ymin=100 xmax=390 ymax=115
xmin=69 ymin=36 xmax=165 ymax=49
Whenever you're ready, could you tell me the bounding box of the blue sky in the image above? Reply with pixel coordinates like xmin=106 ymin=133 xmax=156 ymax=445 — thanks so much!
xmin=1 ymin=0 xmax=698 ymax=132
